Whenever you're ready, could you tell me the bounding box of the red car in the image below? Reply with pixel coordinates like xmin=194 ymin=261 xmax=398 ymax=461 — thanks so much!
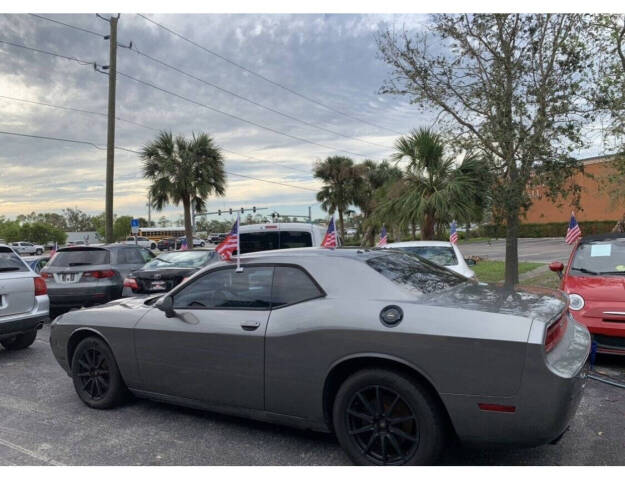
xmin=550 ymin=232 xmax=625 ymax=355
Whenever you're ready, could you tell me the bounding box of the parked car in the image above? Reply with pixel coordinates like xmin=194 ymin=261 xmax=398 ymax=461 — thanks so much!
xmin=49 ymin=248 xmax=589 ymax=465
xmin=549 ymin=232 xmax=625 ymax=354
xmin=380 ymin=240 xmax=476 ymax=278
xmin=41 ymin=244 xmax=155 ymax=317
xmin=0 ymin=245 xmax=48 ymax=350
xmin=10 ymin=241 xmax=44 ymax=255
xmin=22 ymin=255 xmax=51 ymax=273
xmin=124 ymin=236 xmax=158 ymax=250
xmin=174 ymin=236 xmax=206 ymax=249
xmin=157 ymin=237 xmax=177 ymax=251
xmin=123 ymin=249 xmax=217 ymax=295
xmin=208 ymin=233 xmax=226 ymax=243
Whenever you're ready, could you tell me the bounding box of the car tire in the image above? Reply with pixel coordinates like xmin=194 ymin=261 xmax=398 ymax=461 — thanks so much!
xmin=332 ymin=368 xmax=446 ymax=466
xmin=71 ymin=337 xmax=129 ymax=409
xmin=150 ymin=243 xmax=156 ymax=250
xmin=36 ymin=248 xmax=43 ymax=255
xmin=0 ymin=329 xmax=37 ymax=350
xmin=200 ymin=242 xmax=205 ymax=247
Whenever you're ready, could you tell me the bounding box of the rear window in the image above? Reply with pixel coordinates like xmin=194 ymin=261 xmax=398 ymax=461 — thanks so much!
xmin=48 ymin=248 xmax=110 ymax=267
xmin=0 ymin=248 xmax=28 ymax=272
xmin=396 ymin=246 xmax=458 ymax=266
xmin=280 ymin=231 xmax=312 ymax=249
xmin=143 ymin=250 xmax=216 ymax=269
xmin=367 ymin=252 xmax=466 ymax=295
xmin=240 ymin=231 xmax=279 ymax=253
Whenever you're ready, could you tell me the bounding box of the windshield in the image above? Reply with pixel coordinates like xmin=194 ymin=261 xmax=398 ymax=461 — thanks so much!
xmin=0 ymin=248 xmax=28 ymax=272
xmin=570 ymin=239 xmax=625 ymax=275
xmin=47 ymin=249 xmax=110 ymax=267
xmin=395 ymin=246 xmax=458 ymax=266
xmin=142 ymin=250 xmax=216 ymax=269
xmin=367 ymin=252 xmax=467 ymax=295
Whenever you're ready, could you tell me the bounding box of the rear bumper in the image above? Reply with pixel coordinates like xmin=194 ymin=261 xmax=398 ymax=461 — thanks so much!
xmin=47 ymin=284 xmax=120 ymax=308
xmin=0 ymin=295 xmax=49 ymax=339
xmin=444 ymin=315 xmax=590 ymax=447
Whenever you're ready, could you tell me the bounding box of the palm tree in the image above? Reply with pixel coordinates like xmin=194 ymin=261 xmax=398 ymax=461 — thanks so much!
xmin=378 ymin=128 xmax=488 ymax=240
xmin=141 ymin=131 xmax=226 ymax=249
xmin=314 ymin=156 xmax=360 ymax=240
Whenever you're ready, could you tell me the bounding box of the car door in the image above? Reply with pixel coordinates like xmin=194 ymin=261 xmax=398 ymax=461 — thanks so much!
xmin=134 ymin=265 xmax=274 ymax=411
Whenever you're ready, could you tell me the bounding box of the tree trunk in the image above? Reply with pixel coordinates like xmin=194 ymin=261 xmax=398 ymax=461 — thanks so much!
xmin=183 ymin=197 xmax=194 ymax=250
xmin=411 ymin=221 xmax=416 ymax=240
xmin=338 ymin=210 xmax=345 ymax=244
xmin=504 ymin=210 xmax=520 ymax=288
xmin=421 ymin=214 xmax=435 ymax=240
xmin=393 ymin=224 xmax=401 ymax=242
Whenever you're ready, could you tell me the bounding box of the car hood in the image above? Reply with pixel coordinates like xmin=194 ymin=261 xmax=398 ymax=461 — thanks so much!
xmin=564 ymin=275 xmax=625 ymax=301
xmin=420 ymin=281 xmax=567 ymax=323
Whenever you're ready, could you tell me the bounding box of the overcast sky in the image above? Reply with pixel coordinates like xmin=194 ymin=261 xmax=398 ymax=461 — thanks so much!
xmin=0 ymin=13 xmax=434 ymax=222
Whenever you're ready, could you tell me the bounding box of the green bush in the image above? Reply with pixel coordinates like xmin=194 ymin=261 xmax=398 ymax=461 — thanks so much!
xmin=478 ymin=220 xmax=617 ymax=238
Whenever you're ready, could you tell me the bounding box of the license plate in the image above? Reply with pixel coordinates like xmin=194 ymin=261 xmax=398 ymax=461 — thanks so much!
xmin=150 ymin=281 xmax=166 ymax=291
xmin=61 ymin=273 xmax=76 ymax=282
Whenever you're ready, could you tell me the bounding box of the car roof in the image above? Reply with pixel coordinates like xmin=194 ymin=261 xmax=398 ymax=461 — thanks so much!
xmin=224 ymin=246 xmax=389 ymax=264
xmin=579 ymin=232 xmax=625 ymax=244
xmin=381 ymin=240 xmax=455 ymax=248
xmin=239 ymin=222 xmax=325 ymax=233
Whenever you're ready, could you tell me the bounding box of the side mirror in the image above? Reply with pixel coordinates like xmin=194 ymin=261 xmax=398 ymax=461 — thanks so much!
xmin=465 ymin=258 xmax=476 ymax=266
xmin=157 ymin=295 xmax=176 ymax=318
xmin=549 ymin=261 xmax=564 ymax=279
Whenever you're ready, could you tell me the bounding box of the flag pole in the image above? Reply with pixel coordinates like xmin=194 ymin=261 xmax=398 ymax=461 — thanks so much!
xmin=236 ymin=213 xmax=242 ymax=272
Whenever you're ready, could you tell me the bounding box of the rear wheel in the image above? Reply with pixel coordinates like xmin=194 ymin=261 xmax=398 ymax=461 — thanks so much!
xmin=0 ymin=329 xmax=37 ymax=350
xmin=36 ymin=248 xmax=43 ymax=255
xmin=71 ymin=337 xmax=128 ymax=409
xmin=332 ymin=369 xmax=446 ymax=466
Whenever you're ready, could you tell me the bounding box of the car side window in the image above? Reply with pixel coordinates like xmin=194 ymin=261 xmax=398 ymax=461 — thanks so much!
xmin=173 ymin=266 xmax=274 ymax=310
xmin=139 ymin=248 xmax=154 ymax=262
xmin=271 ymin=266 xmax=323 ymax=307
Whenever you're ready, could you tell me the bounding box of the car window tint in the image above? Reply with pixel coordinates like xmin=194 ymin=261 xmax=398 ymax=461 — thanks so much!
xmin=173 ymin=266 xmax=274 ymax=309
xmin=398 ymin=246 xmax=458 ymax=266
xmin=139 ymin=249 xmax=154 ymax=263
xmin=239 ymin=231 xmax=279 ymax=254
xmin=0 ymin=248 xmax=28 ymax=272
xmin=279 ymin=231 xmax=312 ymax=249
xmin=126 ymin=248 xmax=147 ymax=264
xmin=367 ymin=252 xmax=466 ymax=295
xmin=272 ymin=266 xmax=322 ymax=307
xmin=48 ymin=249 xmax=110 ymax=267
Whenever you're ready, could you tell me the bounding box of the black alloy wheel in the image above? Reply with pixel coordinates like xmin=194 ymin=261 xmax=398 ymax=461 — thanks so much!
xmin=345 ymin=385 xmax=419 ymax=465
xmin=333 ymin=368 xmax=446 ymax=466
xmin=71 ymin=337 xmax=128 ymax=409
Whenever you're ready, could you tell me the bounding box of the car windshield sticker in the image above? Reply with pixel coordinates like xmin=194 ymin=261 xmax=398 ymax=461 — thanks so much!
xmin=616 ymin=265 xmax=625 ymax=272
xmin=590 ymin=244 xmax=612 ymax=257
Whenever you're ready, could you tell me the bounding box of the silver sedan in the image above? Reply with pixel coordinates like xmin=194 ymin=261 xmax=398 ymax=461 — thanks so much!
xmin=49 ymin=248 xmax=590 ymax=465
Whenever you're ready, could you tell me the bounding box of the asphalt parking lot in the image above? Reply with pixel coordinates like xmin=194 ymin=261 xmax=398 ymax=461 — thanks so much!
xmin=461 ymin=238 xmax=574 ymax=263
xmin=0 ymin=324 xmax=624 ymax=466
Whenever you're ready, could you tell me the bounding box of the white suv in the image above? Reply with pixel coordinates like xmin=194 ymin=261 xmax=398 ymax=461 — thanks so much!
xmin=10 ymin=242 xmax=44 ymax=255
xmin=124 ymin=236 xmax=157 ymax=250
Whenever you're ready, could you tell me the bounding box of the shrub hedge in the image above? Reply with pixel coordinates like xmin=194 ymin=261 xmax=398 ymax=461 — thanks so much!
xmin=478 ymin=220 xmax=617 ymax=238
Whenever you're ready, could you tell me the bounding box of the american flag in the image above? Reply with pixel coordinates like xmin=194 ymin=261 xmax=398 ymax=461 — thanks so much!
xmin=565 ymin=213 xmax=582 ymax=245
xmin=216 ymin=216 xmax=239 ymax=260
xmin=179 ymin=237 xmax=188 ymax=251
xmin=50 ymin=241 xmax=57 ymax=258
xmin=376 ymin=225 xmax=388 ymax=247
xmin=449 ymin=221 xmax=458 ymax=244
xmin=321 ymin=217 xmax=337 ymax=249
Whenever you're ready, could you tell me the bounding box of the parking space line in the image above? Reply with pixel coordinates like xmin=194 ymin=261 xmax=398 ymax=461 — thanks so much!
xmin=0 ymin=437 xmax=65 ymax=466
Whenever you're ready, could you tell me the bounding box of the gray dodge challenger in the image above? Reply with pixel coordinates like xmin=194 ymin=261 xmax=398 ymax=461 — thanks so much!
xmin=49 ymin=248 xmax=590 ymax=465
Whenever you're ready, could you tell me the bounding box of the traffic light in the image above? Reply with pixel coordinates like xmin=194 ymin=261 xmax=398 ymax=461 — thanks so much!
xmin=229 ymin=208 xmax=233 ymax=215
xmin=217 ymin=209 xmax=221 ymax=216
xmin=241 ymin=207 xmax=244 ymax=214
xmin=252 ymin=206 xmax=256 ymax=213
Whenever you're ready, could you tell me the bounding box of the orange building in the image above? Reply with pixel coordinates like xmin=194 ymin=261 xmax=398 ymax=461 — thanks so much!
xmin=523 ymin=155 xmax=624 ymax=224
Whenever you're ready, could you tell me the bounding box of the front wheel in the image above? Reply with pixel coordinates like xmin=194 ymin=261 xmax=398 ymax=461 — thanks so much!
xmin=332 ymin=368 xmax=447 ymax=466
xmin=0 ymin=329 xmax=37 ymax=350
xmin=71 ymin=337 xmax=128 ymax=409
xmin=200 ymin=242 xmax=205 ymax=247
xmin=36 ymin=248 xmax=43 ymax=255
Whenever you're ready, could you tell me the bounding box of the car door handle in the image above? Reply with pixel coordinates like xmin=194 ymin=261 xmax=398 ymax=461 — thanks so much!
xmin=240 ymin=320 xmax=261 ymax=331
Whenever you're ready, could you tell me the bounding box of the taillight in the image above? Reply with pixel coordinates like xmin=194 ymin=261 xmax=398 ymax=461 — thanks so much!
xmin=83 ymin=270 xmax=115 ymax=279
xmin=123 ymin=277 xmax=139 ymax=290
xmin=545 ymin=314 xmax=568 ymax=352
xmin=34 ymin=276 xmax=47 ymax=296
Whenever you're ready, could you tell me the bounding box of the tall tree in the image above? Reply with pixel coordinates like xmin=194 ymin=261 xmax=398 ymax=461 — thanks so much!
xmin=314 ymin=156 xmax=360 ymax=240
xmin=378 ymin=14 xmax=592 ymax=286
xmin=141 ymin=131 xmax=226 ymax=249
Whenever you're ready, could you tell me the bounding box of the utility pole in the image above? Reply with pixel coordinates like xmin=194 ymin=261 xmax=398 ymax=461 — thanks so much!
xmin=99 ymin=13 xmax=119 ymax=244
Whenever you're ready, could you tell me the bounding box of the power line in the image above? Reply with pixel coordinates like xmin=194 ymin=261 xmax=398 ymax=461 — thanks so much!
xmin=29 ymin=13 xmax=106 ymax=38
xmin=115 ymin=69 xmax=372 ymax=158
xmin=0 ymin=38 xmax=93 ymax=65
xmin=128 ymin=46 xmax=393 ymax=151
xmin=137 ymin=14 xmax=403 ymax=136
xmin=0 ymin=130 xmax=319 ymax=193
xmin=0 ymin=95 xmax=159 ymax=131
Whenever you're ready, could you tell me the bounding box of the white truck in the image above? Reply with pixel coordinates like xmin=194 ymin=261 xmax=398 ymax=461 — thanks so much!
xmin=124 ymin=236 xmax=158 ymax=250
xmin=10 ymin=242 xmax=44 ymax=255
